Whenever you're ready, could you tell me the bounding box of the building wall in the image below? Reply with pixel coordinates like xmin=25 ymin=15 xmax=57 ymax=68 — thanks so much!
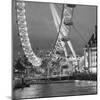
xmin=84 ymin=47 xmax=97 ymax=73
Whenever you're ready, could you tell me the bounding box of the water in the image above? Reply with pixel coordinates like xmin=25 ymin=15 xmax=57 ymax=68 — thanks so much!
xmin=13 ymin=80 xmax=97 ymax=99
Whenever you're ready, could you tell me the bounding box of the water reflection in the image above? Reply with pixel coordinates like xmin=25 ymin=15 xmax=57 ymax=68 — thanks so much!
xmin=74 ymin=80 xmax=96 ymax=87
xmin=13 ymin=80 xmax=97 ymax=99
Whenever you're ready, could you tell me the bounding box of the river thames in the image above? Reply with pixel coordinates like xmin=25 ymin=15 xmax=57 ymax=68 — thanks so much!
xmin=13 ymin=80 xmax=97 ymax=99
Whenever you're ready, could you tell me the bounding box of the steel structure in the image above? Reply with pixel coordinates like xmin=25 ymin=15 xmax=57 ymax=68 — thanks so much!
xmin=50 ymin=4 xmax=77 ymax=60
xmin=16 ymin=0 xmax=78 ymax=72
xmin=16 ymin=1 xmax=42 ymax=67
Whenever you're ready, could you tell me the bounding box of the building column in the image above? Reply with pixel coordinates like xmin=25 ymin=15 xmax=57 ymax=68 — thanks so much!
xmin=84 ymin=48 xmax=86 ymax=68
xmin=89 ymin=48 xmax=92 ymax=70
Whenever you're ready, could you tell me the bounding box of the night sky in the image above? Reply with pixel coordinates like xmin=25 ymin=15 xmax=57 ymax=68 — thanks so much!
xmin=12 ymin=0 xmax=97 ymax=59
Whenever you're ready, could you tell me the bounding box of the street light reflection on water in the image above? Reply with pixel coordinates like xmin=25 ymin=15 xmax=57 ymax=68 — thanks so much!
xmin=74 ymin=80 xmax=96 ymax=87
xmin=13 ymin=80 xmax=97 ymax=99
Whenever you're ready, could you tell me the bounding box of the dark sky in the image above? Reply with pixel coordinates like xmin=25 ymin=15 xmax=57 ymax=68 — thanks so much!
xmin=12 ymin=0 xmax=97 ymax=59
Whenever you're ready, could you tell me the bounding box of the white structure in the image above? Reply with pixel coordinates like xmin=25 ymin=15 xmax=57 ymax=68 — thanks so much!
xmin=84 ymin=47 xmax=97 ymax=73
xmin=84 ymin=27 xmax=97 ymax=73
xmin=16 ymin=1 xmax=42 ymax=67
xmin=50 ymin=4 xmax=77 ymax=60
xmin=16 ymin=1 xmax=78 ymax=70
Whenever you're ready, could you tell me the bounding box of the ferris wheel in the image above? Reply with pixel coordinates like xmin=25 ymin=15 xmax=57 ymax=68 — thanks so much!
xmin=16 ymin=0 xmax=78 ymax=69
xmin=49 ymin=4 xmax=77 ymax=59
xmin=16 ymin=1 xmax=42 ymax=67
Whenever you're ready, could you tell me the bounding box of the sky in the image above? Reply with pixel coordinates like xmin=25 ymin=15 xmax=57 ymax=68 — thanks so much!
xmin=12 ymin=0 xmax=97 ymax=59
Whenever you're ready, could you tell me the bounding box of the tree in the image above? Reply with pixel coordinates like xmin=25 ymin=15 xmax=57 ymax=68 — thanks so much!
xmin=14 ymin=57 xmax=25 ymax=72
